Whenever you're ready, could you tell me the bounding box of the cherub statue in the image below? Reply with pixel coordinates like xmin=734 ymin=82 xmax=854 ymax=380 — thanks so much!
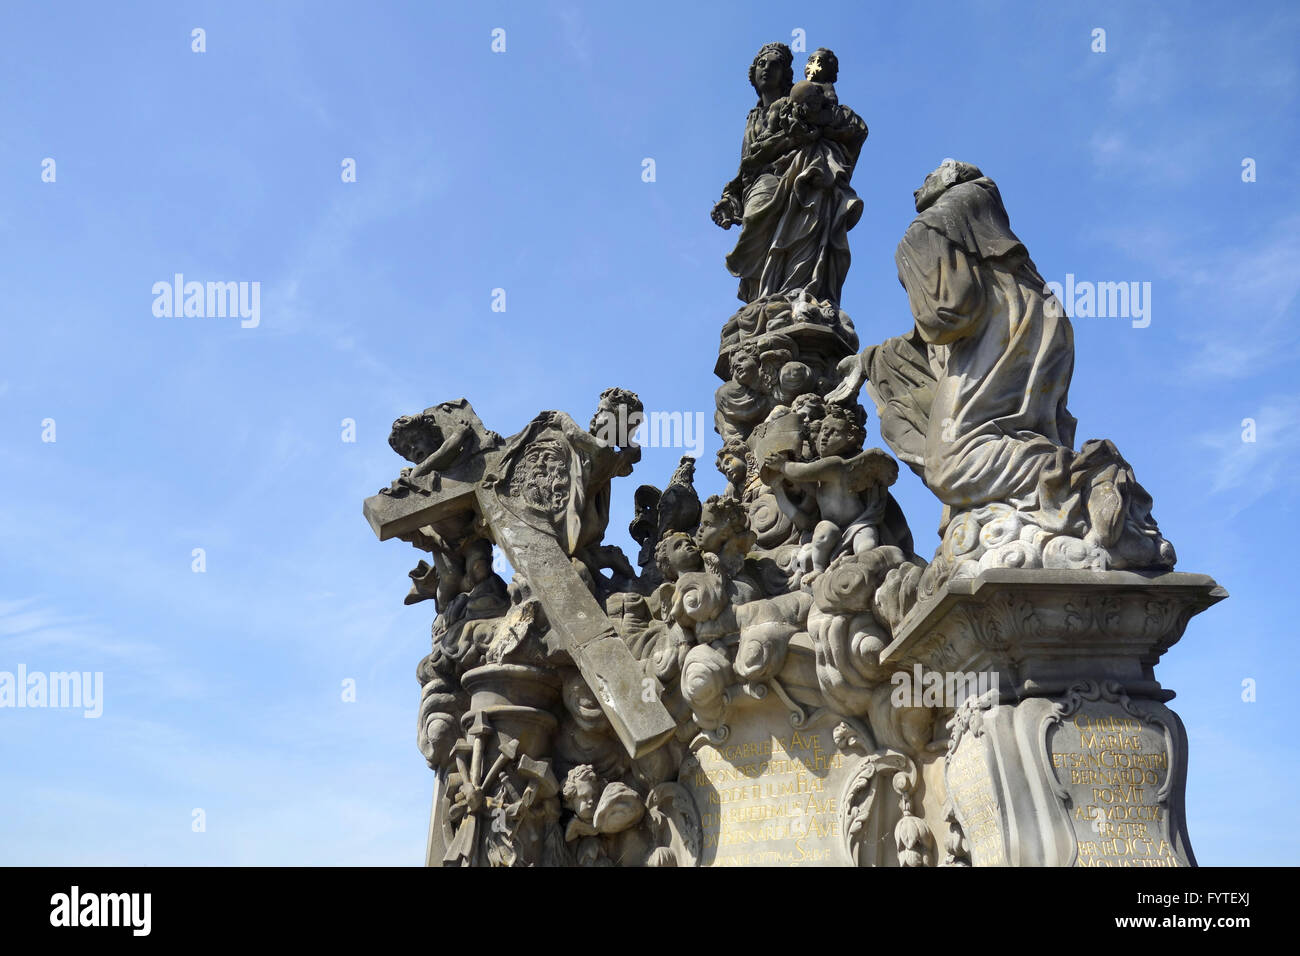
xmin=791 ymin=393 xmax=827 ymax=450
xmin=715 ymin=438 xmax=764 ymax=504
xmin=694 ymin=494 xmax=757 ymax=580
xmin=773 ymin=360 xmax=813 ymax=405
xmin=763 ymin=391 xmax=826 ymax=460
xmin=629 ymin=455 xmax=702 ymax=575
xmin=765 ymin=77 xmax=835 ymax=145
xmin=561 ymin=766 xmax=602 ymax=835
xmin=560 ymin=765 xmax=607 ymax=865
xmin=653 ymin=531 xmax=705 ymax=584
xmin=762 ymin=402 xmax=899 ymax=575
xmin=405 ymin=533 xmax=490 ymax=610
xmin=555 ymin=672 xmax=627 ymax=782
xmin=425 ymin=537 xmax=510 ymax=669
xmin=714 ymin=342 xmax=771 ymax=442
xmin=804 ymin=47 xmax=840 ymax=107
xmin=382 ymin=399 xmax=493 ymax=497
xmin=560 ymin=764 xmax=647 ymax=866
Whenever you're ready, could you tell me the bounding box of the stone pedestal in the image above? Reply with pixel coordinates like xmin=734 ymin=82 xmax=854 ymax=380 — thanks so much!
xmin=677 ymin=639 xmax=928 ymax=868
xmin=882 ymin=569 xmax=1226 ymax=867
xmin=680 ymin=694 xmax=852 ymax=866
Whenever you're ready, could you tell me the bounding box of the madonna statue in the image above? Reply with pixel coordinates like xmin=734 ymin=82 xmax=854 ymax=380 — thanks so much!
xmin=711 ymin=44 xmax=868 ymax=306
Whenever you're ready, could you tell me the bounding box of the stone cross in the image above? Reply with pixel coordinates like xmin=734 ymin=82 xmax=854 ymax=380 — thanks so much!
xmin=363 ymin=405 xmax=676 ymax=760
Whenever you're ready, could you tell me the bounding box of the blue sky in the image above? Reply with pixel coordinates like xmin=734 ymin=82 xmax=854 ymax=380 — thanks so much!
xmin=0 ymin=1 xmax=1296 ymax=865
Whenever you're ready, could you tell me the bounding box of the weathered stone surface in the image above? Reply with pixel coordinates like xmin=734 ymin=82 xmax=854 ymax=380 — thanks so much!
xmin=711 ymin=44 xmax=868 ymax=306
xmin=364 ymin=47 xmax=1225 ymax=867
xmin=679 ymin=690 xmax=928 ymax=868
xmin=944 ymin=683 xmax=1194 ymax=867
xmin=833 ymin=161 xmax=1176 ymax=613
xmin=681 ymin=694 xmax=852 ymax=866
xmin=881 ymin=568 xmax=1227 ymax=700
xmin=884 ymin=569 xmax=1221 ymax=867
xmin=364 ymin=398 xmax=676 ymax=762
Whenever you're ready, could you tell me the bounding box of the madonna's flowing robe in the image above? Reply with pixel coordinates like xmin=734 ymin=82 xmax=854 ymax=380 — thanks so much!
xmin=724 ymin=105 xmax=866 ymax=305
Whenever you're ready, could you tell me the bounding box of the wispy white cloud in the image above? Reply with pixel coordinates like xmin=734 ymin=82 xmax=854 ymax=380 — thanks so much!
xmin=1196 ymin=396 xmax=1300 ymax=513
xmin=1092 ymin=216 xmax=1300 ymax=379
xmin=0 ymin=597 xmax=204 ymax=701
xmin=555 ymin=4 xmax=594 ymax=70
xmin=1087 ymin=128 xmax=1214 ymax=185
xmin=1109 ymin=30 xmax=1177 ymax=108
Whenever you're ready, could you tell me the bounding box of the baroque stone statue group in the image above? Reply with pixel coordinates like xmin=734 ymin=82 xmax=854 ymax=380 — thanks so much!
xmin=364 ymin=43 xmax=1224 ymax=867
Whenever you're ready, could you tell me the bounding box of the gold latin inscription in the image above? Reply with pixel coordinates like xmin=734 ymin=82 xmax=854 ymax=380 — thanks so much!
xmin=693 ymin=728 xmax=843 ymax=866
xmin=1055 ymin=712 xmax=1181 ymax=868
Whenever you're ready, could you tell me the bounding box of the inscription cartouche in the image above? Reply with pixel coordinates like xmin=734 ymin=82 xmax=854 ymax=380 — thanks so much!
xmin=682 ymin=696 xmax=852 ymax=867
xmin=1050 ymin=709 xmax=1183 ymax=868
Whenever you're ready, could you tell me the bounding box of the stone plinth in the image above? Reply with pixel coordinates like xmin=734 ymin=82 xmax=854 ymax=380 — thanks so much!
xmin=679 ymin=694 xmax=853 ymax=867
xmin=882 ymin=569 xmax=1227 ymax=701
xmin=882 ymin=569 xmax=1225 ymax=867
xmin=677 ymin=638 xmax=928 ymax=868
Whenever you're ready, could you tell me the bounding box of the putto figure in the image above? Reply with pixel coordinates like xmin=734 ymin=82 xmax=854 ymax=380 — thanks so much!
xmin=804 ymin=47 xmax=840 ymax=105
xmin=711 ymin=43 xmax=868 ymax=306
xmin=761 ymin=402 xmax=905 ymax=576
